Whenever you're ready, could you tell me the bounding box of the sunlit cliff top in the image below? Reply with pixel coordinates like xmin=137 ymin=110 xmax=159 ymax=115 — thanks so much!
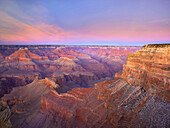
xmin=143 ymin=44 xmax=170 ymax=48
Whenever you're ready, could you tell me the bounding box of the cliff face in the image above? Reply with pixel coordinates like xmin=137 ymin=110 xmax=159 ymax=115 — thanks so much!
xmin=0 ymin=69 xmax=40 ymax=98
xmin=122 ymin=44 xmax=170 ymax=101
xmin=1 ymin=78 xmax=58 ymax=128
xmin=51 ymin=72 xmax=98 ymax=90
xmin=97 ymin=79 xmax=170 ymax=128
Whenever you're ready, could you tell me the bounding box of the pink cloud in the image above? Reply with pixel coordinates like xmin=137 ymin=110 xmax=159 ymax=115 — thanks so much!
xmin=0 ymin=12 xmax=70 ymax=43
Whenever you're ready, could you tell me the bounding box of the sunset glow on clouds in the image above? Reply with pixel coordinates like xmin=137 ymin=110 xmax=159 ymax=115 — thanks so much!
xmin=0 ymin=0 xmax=170 ymax=45
xmin=0 ymin=7 xmax=70 ymax=43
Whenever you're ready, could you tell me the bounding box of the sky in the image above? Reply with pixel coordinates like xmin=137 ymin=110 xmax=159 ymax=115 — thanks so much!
xmin=0 ymin=0 xmax=170 ymax=45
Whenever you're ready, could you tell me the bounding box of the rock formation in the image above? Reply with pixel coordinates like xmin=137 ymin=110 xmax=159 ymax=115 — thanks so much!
xmin=1 ymin=44 xmax=169 ymax=128
xmin=0 ymin=53 xmax=3 ymax=62
xmin=0 ymin=46 xmax=141 ymax=97
xmin=1 ymin=78 xmax=58 ymax=128
xmin=76 ymin=46 xmax=141 ymax=75
xmin=0 ymin=48 xmax=51 ymax=71
xmin=0 ymin=69 xmax=40 ymax=98
xmin=122 ymin=44 xmax=170 ymax=100
xmin=0 ymin=102 xmax=12 ymax=128
xmin=54 ymin=57 xmax=77 ymax=67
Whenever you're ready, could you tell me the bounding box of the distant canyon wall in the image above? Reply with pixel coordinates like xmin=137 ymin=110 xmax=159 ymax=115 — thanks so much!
xmin=0 ymin=46 xmax=141 ymax=97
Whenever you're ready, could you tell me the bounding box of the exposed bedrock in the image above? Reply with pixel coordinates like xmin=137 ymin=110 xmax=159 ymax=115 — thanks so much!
xmin=1 ymin=44 xmax=169 ymax=128
xmin=122 ymin=44 xmax=170 ymax=101
xmin=0 ymin=102 xmax=12 ymax=128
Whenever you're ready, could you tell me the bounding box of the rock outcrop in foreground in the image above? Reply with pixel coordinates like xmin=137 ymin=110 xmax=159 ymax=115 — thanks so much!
xmin=123 ymin=44 xmax=170 ymax=100
xmin=1 ymin=78 xmax=58 ymax=128
xmin=1 ymin=44 xmax=170 ymax=128
xmin=0 ymin=102 xmax=11 ymax=128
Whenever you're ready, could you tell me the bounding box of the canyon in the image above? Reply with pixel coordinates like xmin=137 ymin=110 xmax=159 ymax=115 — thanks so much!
xmin=0 ymin=44 xmax=169 ymax=128
xmin=0 ymin=45 xmax=140 ymax=96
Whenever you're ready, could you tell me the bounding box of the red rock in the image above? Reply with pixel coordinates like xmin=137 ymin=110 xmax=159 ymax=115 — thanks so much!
xmin=9 ymin=48 xmax=42 ymax=60
xmin=114 ymin=71 xmax=122 ymax=80
xmin=1 ymin=45 xmax=169 ymax=128
xmin=122 ymin=44 xmax=170 ymax=101
xmin=0 ymin=53 xmax=4 ymax=61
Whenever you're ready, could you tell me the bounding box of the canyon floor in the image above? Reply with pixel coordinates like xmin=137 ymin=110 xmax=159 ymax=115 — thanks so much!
xmin=0 ymin=44 xmax=169 ymax=128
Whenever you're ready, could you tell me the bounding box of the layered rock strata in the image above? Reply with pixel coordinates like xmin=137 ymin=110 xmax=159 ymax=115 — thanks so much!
xmin=1 ymin=44 xmax=169 ymax=128
xmin=122 ymin=44 xmax=170 ymax=100
xmin=0 ymin=48 xmax=50 ymax=71
xmin=1 ymin=78 xmax=58 ymax=128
